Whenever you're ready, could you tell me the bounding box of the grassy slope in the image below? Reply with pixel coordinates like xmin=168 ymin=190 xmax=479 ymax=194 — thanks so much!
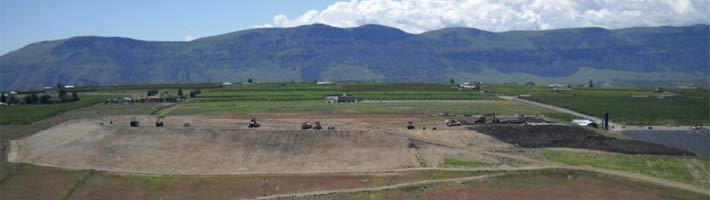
xmin=0 ymin=164 xmax=490 ymax=200
xmin=541 ymin=150 xmax=710 ymax=188
xmin=442 ymin=157 xmax=498 ymax=168
xmin=307 ymin=169 xmax=708 ymax=200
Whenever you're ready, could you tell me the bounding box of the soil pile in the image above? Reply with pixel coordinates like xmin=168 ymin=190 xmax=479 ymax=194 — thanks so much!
xmin=471 ymin=125 xmax=693 ymax=155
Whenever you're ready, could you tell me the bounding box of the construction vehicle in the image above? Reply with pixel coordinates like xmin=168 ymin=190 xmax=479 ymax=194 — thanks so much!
xmin=248 ymin=118 xmax=260 ymax=128
xmin=475 ymin=113 xmax=497 ymax=124
xmin=313 ymin=121 xmax=322 ymax=130
xmin=155 ymin=116 xmax=165 ymax=128
xmin=301 ymin=121 xmax=313 ymax=129
xmin=446 ymin=119 xmax=462 ymax=127
xmin=406 ymin=121 xmax=415 ymax=129
xmin=327 ymin=126 xmax=336 ymax=130
xmin=130 ymin=118 xmax=140 ymax=127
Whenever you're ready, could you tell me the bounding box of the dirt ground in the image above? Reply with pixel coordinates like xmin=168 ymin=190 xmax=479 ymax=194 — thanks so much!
xmin=315 ymin=170 xmax=707 ymax=200
xmin=9 ymin=114 xmax=514 ymax=175
xmin=471 ymin=125 xmax=693 ymax=155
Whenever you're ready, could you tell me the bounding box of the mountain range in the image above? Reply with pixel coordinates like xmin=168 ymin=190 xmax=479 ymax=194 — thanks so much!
xmin=1 ymin=24 xmax=708 ymax=90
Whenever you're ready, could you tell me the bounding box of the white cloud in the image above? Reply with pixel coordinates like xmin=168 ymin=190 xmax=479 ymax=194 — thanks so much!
xmin=263 ymin=0 xmax=710 ymax=33
xmin=184 ymin=35 xmax=194 ymax=41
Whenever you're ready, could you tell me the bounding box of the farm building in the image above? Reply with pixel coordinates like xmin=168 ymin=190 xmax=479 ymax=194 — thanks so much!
xmin=141 ymin=95 xmax=161 ymax=102
xmin=64 ymin=85 xmax=75 ymax=89
xmin=326 ymin=93 xmax=358 ymax=103
xmin=317 ymin=81 xmax=334 ymax=85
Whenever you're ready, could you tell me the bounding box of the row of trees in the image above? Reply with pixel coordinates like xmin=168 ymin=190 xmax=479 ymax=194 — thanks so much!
xmin=0 ymin=91 xmax=79 ymax=105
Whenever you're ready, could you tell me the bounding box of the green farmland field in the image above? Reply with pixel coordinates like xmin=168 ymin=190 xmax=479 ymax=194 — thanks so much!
xmin=0 ymin=95 xmax=114 ymax=125
xmin=197 ymin=83 xmax=493 ymax=101
xmin=492 ymin=85 xmax=709 ymax=125
xmin=169 ymin=100 xmax=555 ymax=116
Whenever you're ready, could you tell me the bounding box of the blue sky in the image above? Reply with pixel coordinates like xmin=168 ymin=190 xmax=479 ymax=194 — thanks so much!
xmin=2 ymin=0 xmax=707 ymax=55
xmin=0 ymin=0 xmax=339 ymax=55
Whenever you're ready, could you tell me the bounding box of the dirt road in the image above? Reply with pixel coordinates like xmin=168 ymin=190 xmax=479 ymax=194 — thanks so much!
xmin=498 ymin=96 xmax=621 ymax=129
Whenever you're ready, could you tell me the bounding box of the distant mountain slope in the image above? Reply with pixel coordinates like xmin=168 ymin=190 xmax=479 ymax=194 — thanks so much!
xmin=1 ymin=24 xmax=708 ymax=90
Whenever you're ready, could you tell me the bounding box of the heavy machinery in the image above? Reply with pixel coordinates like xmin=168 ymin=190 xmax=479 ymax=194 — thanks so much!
xmin=301 ymin=121 xmax=313 ymax=129
xmin=248 ymin=118 xmax=260 ymax=128
xmin=313 ymin=121 xmax=322 ymax=130
xmin=155 ymin=116 xmax=165 ymax=128
xmin=475 ymin=113 xmax=497 ymax=124
xmin=446 ymin=119 xmax=462 ymax=127
xmin=130 ymin=118 xmax=140 ymax=127
xmin=406 ymin=121 xmax=415 ymax=129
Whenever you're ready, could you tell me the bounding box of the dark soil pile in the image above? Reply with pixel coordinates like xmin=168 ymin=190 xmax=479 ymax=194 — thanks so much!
xmin=471 ymin=125 xmax=693 ymax=156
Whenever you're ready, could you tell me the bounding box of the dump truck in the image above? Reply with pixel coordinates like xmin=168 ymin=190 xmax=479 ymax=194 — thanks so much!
xmin=248 ymin=118 xmax=260 ymax=128
xmin=407 ymin=121 xmax=415 ymax=129
xmin=301 ymin=122 xmax=313 ymax=129
xmin=130 ymin=119 xmax=140 ymax=127
xmin=446 ymin=119 xmax=462 ymax=127
xmin=155 ymin=116 xmax=165 ymax=128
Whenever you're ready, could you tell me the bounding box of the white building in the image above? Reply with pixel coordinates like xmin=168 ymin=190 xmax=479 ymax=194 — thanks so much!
xmin=317 ymin=81 xmax=334 ymax=85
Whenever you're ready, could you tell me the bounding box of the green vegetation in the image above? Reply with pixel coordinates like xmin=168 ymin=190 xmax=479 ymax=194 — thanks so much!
xmin=492 ymin=85 xmax=709 ymax=125
xmin=442 ymin=157 xmax=498 ymax=168
xmin=170 ymin=100 xmax=553 ymax=115
xmin=541 ymin=150 xmax=710 ymax=188
xmin=197 ymin=83 xmax=492 ymax=101
xmin=0 ymin=95 xmax=112 ymax=125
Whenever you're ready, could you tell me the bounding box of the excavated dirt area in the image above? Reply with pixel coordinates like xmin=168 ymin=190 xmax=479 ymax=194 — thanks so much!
xmin=10 ymin=114 xmax=512 ymax=175
xmin=471 ymin=125 xmax=694 ymax=156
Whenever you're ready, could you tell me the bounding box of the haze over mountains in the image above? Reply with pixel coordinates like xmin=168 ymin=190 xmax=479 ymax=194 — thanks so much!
xmin=1 ymin=24 xmax=708 ymax=90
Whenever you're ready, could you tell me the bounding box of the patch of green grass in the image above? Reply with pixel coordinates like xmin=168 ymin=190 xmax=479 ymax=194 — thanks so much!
xmin=0 ymin=95 xmax=113 ymax=125
xmin=415 ymin=170 xmax=492 ymax=180
xmin=541 ymin=150 xmax=710 ymax=188
xmin=0 ymin=164 xmax=88 ymax=200
xmin=442 ymin=157 xmax=498 ymax=168
xmin=170 ymin=100 xmax=557 ymax=116
xmin=581 ymin=126 xmax=632 ymax=140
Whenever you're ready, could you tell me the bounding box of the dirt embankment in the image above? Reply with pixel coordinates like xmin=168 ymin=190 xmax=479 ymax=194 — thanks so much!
xmin=12 ymin=119 xmax=416 ymax=174
xmin=471 ymin=125 xmax=694 ymax=156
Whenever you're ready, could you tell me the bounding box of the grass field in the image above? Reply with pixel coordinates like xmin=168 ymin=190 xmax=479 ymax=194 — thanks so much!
xmin=196 ymin=83 xmax=493 ymax=101
xmin=307 ymin=169 xmax=708 ymax=200
xmin=169 ymin=100 xmax=555 ymax=116
xmin=541 ymin=150 xmax=710 ymax=188
xmin=0 ymin=95 xmax=113 ymax=125
xmin=441 ymin=157 xmax=498 ymax=168
xmin=492 ymin=85 xmax=709 ymax=125
xmin=0 ymin=164 xmax=492 ymax=200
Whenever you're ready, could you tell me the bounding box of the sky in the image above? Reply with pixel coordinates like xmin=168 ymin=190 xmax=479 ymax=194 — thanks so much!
xmin=1 ymin=0 xmax=708 ymax=55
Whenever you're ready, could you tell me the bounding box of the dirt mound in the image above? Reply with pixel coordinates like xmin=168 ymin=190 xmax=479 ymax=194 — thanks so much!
xmin=12 ymin=118 xmax=419 ymax=175
xmin=470 ymin=125 xmax=693 ymax=156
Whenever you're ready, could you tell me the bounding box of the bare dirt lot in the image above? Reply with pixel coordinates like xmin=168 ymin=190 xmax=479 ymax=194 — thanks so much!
xmin=471 ymin=125 xmax=694 ymax=155
xmin=9 ymin=114 xmax=512 ymax=175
